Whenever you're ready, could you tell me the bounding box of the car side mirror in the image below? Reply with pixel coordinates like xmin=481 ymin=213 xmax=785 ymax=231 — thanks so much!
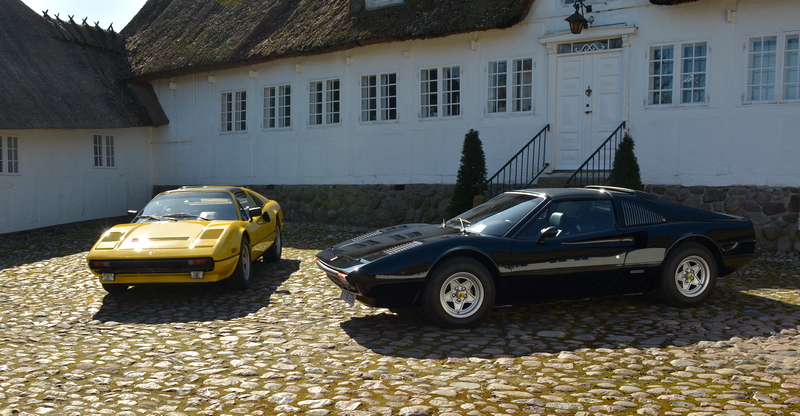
xmin=127 ymin=210 xmax=139 ymax=220
xmin=248 ymin=206 xmax=266 ymax=222
xmin=537 ymin=226 xmax=560 ymax=245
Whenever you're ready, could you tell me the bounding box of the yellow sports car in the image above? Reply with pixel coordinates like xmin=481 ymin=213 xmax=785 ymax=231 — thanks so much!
xmin=87 ymin=186 xmax=283 ymax=294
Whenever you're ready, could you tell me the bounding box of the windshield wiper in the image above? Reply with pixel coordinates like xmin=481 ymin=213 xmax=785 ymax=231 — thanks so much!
xmin=136 ymin=214 xmax=164 ymax=222
xmin=162 ymin=213 xmax=205 ymax=221
xmin=445 ymin=218 xmax=472 ymax=234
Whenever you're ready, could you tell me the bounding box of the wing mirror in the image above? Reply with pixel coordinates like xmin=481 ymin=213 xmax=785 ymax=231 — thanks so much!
xmin=248 ymin=206 xmax=266 ymax=222
xmin=537 ymin=226 xmax=560 ymax=245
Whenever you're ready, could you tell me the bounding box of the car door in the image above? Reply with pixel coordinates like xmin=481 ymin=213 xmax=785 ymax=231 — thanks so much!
xmin=506 ymin=198 xmax=632 ymax=303
xmin=234 ymin=191 xmax=272 ymax=255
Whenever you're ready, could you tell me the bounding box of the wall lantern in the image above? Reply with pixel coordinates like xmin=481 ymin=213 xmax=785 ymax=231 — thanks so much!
xmin=565 ymin=0 xmax=592 ymax=34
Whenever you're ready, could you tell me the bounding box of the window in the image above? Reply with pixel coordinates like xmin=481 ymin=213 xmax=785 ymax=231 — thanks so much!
xmin=521 ymin=199 xmax=615 ymax=239
xmin=309 ymin=79 xmax=341 ymax=125
xmin=221 ymin=90 xmax=247 ymax=132
xmin=0 ymin=136 xmax=19 ymax=174
xmin=488 ymin=58 xmax=533 ymax=114
xmin=263 ymin=85 xmax=291 ymax=129
xmin=361 ymin=73 xmax=397 ymax=122
xmin=420 ymin=66 xmax=461 ymax=118
xmin=747 ymin=33 xmax=800 ymax=102
xmin=648 ymin=41 xmax=707 ymax=106
xmin=93 ymin=134 xmax=115 ymax=168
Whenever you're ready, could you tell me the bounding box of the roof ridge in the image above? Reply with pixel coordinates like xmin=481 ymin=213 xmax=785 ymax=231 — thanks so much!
xmin=43 ymin=11 xmax=126 ymax=54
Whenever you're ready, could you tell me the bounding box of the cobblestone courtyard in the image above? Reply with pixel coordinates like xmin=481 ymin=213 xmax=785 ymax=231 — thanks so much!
xmin=0 ymin=220 xmax=799 ymax=416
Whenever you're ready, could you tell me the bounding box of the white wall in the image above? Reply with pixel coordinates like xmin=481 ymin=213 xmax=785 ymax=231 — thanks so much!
xmin=0 ymin=128 xmax=154 ymax=234
xmin=148 ymin=0 xmax=799 ymax=188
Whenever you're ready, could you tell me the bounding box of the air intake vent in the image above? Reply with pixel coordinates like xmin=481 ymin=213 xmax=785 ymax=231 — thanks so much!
xmin=621 ymin=201 xmax=666 ymax=227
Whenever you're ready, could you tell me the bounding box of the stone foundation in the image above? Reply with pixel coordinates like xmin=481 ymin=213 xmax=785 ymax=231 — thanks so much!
xmin=153 ymin=184 xmax=799 ymax=254
xmin=153 ymin=184 xmax=456 ymax=227
xmin=647 ymin=185 xmax=800 ymax=254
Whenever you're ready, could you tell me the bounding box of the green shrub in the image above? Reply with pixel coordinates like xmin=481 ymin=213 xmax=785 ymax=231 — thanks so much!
xmin=608 ymin=133 xmax=644 ymax=191
xmin=448 ymin=129 xmax=487 ymax=218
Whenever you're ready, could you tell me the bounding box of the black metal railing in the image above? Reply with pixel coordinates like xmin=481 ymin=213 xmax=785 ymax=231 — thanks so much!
xmin=563 ymin=121 xmax=627 ymax=188
xmin=484 ymin=124 xmax=550 ymax=198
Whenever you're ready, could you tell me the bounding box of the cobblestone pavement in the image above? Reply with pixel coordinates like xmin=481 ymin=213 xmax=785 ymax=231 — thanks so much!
xmin=1 ymin=220 xmax=799 ymax=416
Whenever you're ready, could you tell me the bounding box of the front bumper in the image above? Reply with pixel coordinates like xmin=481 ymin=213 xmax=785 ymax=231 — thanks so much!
xmin=88 ymin=255 xmax=239 ymax=284
xmin=315 ymin=258 xmax=425 ymax=308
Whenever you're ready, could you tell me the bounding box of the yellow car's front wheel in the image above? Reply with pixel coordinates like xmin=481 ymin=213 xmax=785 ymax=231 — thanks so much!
xmin=226 ymin=237 xmax=251 ymax=290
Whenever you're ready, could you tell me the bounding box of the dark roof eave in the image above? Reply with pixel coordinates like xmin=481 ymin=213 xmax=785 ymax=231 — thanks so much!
xmin=129 ymin=24 xmax=519 ymax=82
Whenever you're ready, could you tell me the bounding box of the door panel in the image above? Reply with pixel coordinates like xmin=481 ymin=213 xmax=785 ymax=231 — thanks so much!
xmin=556 ymin=50 xmax=623 ymax=170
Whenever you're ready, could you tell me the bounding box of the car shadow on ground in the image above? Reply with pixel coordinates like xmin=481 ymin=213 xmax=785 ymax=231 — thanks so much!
xmin=339 ymin=278 xmax=800 ymax=358
xmin=0 ymin=217 xmax=127 ymax=270
xmin=91 ymin=259 xmax=301 ymax=324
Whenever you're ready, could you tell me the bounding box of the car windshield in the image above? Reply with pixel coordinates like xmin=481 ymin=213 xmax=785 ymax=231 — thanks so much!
xmin=135 ymin=191 xmax=239 ymax=222
xmin=446 ymin=192 xmax=544 ymax=236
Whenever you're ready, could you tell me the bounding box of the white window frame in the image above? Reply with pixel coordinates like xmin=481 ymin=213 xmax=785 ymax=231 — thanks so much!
xmin=487 ymin=58 xmax=533 ymax=114
xmin=309 ymin=79 xmax=341 ymax=126
xmin=647 ymin=40 xmax=708 ymax=107
xmin=365 ymin=0 xmax=403 ymax=10
xmin=221 ymin=90 xmax=247 ymax=133
xmin=0 ymin=136 xmax=19 ymax=174
xmin=746 ymin=32 xmax=800 ymax=103
xmin=360 ymin=73 xmax=398 ymax=122
xmin=420 ymin=65 xmax=461 ymax=119
xmin=263 ymin=84 xmax=292 ymax=129
xmin=93 ymin=134 xmax=116 ymax=168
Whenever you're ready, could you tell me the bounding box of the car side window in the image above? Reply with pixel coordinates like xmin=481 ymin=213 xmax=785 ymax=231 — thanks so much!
xmin=519 ymin=199 xmax=615 ymax=239
xmin=245 ymin=190 xmax=265 ymax=208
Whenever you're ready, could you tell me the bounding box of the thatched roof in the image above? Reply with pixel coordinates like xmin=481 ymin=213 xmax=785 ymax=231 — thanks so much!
xmin=123 ymin=0 xmax=536 ymax=80
xmin=0 ymin=0 xmax=167 ymax=130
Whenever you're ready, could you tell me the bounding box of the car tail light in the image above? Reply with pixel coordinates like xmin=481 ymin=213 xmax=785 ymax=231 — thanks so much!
xmin=188 ymin=259 xmax=209 ymax=266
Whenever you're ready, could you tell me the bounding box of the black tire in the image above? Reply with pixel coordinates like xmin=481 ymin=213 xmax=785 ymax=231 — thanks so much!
xmin=657 ymin=243 xmax=717 ymax=307
xmin=422 ymin=257 xmax=495 ymax=329
xmin=263 ymin=224 xmax=282 ymax=263
xmin=102 ymin=284 xmax=128 ymax=294
xmin=226 ymin=237 xmax=252 ymax=291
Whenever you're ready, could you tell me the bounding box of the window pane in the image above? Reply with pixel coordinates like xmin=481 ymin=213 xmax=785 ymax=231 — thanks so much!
xmin=421 ymin=69 xmax=438 ymax=118
xmin=747 ymin=36 xmax=778 ymax=101
xmin=487 ymin=61 xmax=507 ymax=113
xmin=784 ymin=35 xmax=800 ymax=100
xmin=512 ymin=58 xmax=533 ymax=112
xmin=649 ymin=45 xmax=674 ymax=105
xmin=680 ymin=42 xmax=706 ymax=104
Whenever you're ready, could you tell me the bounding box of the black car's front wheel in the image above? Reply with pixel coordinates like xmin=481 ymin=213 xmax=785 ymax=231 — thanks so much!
xmin=422 ymin=257 xmax=495 ymax=329
xmin=226 ymin=237 xmax=252 ymax=290
xmin=658 ymin=243 xmax=717 ymax=307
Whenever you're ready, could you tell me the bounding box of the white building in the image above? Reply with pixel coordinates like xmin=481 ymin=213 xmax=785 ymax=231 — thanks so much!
xmin=3 ymin=0 xmax=798 ymax=250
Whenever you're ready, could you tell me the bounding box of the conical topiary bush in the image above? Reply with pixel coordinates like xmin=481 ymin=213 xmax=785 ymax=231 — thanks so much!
xmin=608 ymin=133 xmax=644 ymax=190
xmin=447 ymin=129 xmax=487 ymax=218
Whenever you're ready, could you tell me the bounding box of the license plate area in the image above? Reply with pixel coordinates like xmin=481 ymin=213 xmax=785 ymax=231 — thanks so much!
xmin=340 ymin=289 xmax=357 ymax=307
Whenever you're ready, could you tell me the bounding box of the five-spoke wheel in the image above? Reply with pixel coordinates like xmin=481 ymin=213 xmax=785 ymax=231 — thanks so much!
xmin=658 ymin=243 xmax=717 ymax=307
xmin=423 ymin=257 xmax=495 ymax=328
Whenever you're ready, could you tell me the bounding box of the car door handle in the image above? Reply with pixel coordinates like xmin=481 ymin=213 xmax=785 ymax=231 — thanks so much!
xmin=585 ymin=110 xmax=592 ymax=114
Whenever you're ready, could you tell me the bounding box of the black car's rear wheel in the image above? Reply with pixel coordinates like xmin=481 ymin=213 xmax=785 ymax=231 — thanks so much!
xmin=226 ymin=237 xmax=252 ymax=290
xmin=102 ymin=284 xmax=128 ymax=295
xmin=422 ymin=257 xmax=495 ymax=329
xmin=658 ymin=243 xmax=717 ymax=307
xmin=263 ymin=224 xmax=282 ymax=263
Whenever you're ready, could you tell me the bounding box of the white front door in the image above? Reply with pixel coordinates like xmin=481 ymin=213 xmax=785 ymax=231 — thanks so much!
xmin=555 ymin=48 xmax=624 ymax=170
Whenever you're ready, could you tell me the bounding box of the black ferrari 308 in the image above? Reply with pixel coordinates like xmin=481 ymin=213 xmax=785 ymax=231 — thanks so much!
xmin=315 ymin=186 xmax=756 ymax=328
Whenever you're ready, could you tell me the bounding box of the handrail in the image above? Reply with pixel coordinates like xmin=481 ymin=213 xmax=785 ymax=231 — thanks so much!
xmin=563 ymin=121 xmax=626 ymax=188
xmin=484 ymin=124 xmax=550 ymax=198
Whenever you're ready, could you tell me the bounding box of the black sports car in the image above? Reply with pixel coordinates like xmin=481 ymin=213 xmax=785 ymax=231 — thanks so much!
xmin=315 ymin=186 xmax=756 ymax=328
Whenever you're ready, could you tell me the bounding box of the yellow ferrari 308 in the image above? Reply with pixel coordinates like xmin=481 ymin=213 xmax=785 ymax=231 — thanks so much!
xmin=86 ymin=186 xmax=283 ymax=294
